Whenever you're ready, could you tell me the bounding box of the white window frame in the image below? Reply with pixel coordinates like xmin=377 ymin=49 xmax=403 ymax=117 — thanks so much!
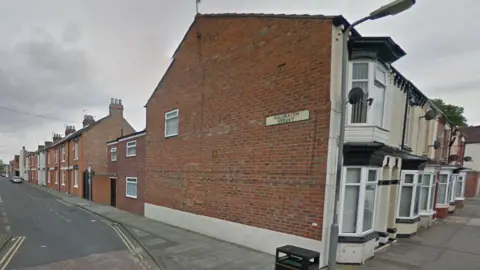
xmin=419 ymin=172 xmax=436 ymax=214
xmin=339 ymin=166 xmax=379 ymax=236
xmin=404 ymin=103 xmax=412 ymax=147
xmin=347 ymin=62 xmax=388 ymax=129
xmin=54 ymin=149 xmax=58 ymax=163
xmin=55 ymin=170 xmax=58 ymax=184
xmin=61 ymin=145 xmax=65 ymax=162
xmin=74 ymin=142 xmax=79 ymax=160
xmin=47 ymin=170 xmax=51 ymax=184
xmin=74 ymin=169 xmax=78 ymax=188
xmin=436 ymin=172 xmax=450 ymax=206
xmin=397 ymin=170 xmax=422 ymax=219
xmin=61 ymin=171 xmax=65 ymax=186
xmin=165 ymin=109 xmax=179 ymax=138
xmin=449 ymin=174 xmax=457 ymax=203
xmin=455 ymin=172 xmax=466 ymax=200
xmin=125 ymin=177 xmax=138 ymax=199
xmin=111 ymin=147 xmax=117 ymax=161
xmin=126 ymin=141 xmax=137 ymax=157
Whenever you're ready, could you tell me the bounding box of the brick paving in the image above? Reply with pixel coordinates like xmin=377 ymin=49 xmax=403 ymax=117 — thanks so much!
xmin=17 ymin=250 xmax=153 ymax=270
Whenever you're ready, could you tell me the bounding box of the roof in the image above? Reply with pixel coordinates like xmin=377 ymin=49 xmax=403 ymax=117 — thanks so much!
xmin=144 ymin=13 xmax=354 ymax=108
xmin=460 ymin=126 xmax=480 ymax=144
xmin=34 ymin=115 xmax=110 ymax=154
xmin=106 ymin=129 xmax=146 ymax=144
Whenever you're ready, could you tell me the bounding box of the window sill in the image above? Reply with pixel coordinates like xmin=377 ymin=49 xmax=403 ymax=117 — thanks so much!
xmin=165 ymin=133 xmax=178 ymax=139
xmin=61 ymin=184 xmax=65 ymax=186
xmin=436 ymin=203 xmax=449 ymax=208
xmin=73 ymin=185 xmax=78 ymax=188
xmin=419 ymin=210 xmax=435 ymax=217
xmin=338 ymin=230 xmax=378 ymax=244
xmin=455 ymin=197 xmax=465 ymax=201
xmin=396 ymin=216 xmax=420 ymax=224
xmin=126 ymin=195 xmax=137 ymax=199
xmin=126 ymin=155 xmax=136 ymax=158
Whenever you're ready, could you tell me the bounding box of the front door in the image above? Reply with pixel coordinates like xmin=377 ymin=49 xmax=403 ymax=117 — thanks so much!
xmin=110 ymin=178 xmax=117 ymax=207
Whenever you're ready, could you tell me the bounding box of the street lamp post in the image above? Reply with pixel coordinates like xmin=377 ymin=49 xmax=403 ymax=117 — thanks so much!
xmin=327 ymin=1 xmax=416 ymax=269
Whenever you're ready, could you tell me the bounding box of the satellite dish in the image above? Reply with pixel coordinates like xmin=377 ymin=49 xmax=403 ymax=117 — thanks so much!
xmin=348 ymin=87 xmax=364 ymax=105
xmin=464 ymin=156 xmax=473 ymax=162
xmin=448 ymin=154 xmax=459 ymax=162
xmin=424 ymin=109 xmax=438 ymax=121
xmin=418 ymin=162 xmax=427 ymax=171
xmin=433 ymin=140 xmax=441 ymax=149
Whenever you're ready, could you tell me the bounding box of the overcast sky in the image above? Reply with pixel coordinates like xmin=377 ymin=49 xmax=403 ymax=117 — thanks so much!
xmin=0 ymin=0 xmax=477 ymax=162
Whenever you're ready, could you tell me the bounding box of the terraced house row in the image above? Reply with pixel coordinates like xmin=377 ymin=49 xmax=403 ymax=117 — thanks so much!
xmin=12 ymin=13 xmax=480 ymax=268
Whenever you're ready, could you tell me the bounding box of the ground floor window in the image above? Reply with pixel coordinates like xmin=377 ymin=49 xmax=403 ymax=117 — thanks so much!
xmin=55 ymin=170 xmax=58 ymax=184
xmin=437 ymin=173 xmax=450 ymax=205
xmin=126 ymin=177 xmax=138 ymax=199
xmin=397 ymin=170 xmax=421 ymax=219
xmin=47 ymin=171 xmax=51 ymax=184
xmin=419 ymin=172 xmax=436 ymax=213
xmin=74 ymin=169 xmax=79 ymax=188
xmin=340 ymin=167 xmax=379 ymax=235
xmin=61 ymin=171 xmax=65 ymax=186
xmin=455 ymin=173 xmax=466 ymax=199
xmin=448 ymin=174 xmax=456 ymax=203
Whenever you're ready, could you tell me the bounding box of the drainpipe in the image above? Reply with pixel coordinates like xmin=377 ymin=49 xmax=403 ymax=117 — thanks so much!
xmin=67 ymin=140 xmax=71 ymax=194
xmin=400 ymin=89 xmax=410 ymax=150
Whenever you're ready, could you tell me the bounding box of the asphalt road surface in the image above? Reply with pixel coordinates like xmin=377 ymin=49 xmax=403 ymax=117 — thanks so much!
xmin=0 ymin=177 xmax=150 ymax=270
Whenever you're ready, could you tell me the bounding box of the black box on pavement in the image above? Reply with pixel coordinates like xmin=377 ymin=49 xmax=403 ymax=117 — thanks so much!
xmin=275 ymin=245 xmax=320 ymax=270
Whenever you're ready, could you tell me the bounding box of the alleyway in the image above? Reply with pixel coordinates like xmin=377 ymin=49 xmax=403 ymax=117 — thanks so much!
xmin=357 ymin=197 xmax=480 ymax=270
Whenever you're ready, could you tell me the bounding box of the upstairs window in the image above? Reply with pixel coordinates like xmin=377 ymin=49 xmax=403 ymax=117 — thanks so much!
xmin=165 ymin=109 xmax=179 ymax=137
xmin=350 ymin=63 xmax=369 ymax=124
xmin=126 ymin=141 xmax=136 ymax=157
xmin=349 ymin=62 xmax=387 ymax=128
xmin=74 ymin=142 xmax=79 ymax=160
xmin=111 ymin=147 xmax=117 ymax=161
xmin=61 ymin=145 xmax=65 ymax=162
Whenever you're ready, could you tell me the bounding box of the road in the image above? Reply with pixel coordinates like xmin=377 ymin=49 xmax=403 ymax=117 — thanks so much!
xmin=0 ymin=177 xmax=151 ymax=270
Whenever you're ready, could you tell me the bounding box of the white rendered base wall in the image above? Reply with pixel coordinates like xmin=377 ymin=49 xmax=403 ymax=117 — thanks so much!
xmin=419 ymin=212 xmax=434 ymax=228
xmin=144 ymin=203 xmax=324 ymax=264
xmin=336 ymin=238 xmax=376 ymax=264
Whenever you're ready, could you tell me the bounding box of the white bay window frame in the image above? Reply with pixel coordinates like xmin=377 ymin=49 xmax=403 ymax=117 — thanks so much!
xmin=347 ymin=61 xmax=388 ymax=129
xmin=455 ymin=173 xmax=466 ymax=200
xmin=449 ymin=174 xmax=457 ymax=203
xmin=339 ymin=166 xmax=379 ymax=236
xmin=436 ymin=172 xmax=450 ymax=206
xmin=397 ymin=170 xmax=422 ymax=219
xmin=419 ymin=172 xmax=436 ymax=214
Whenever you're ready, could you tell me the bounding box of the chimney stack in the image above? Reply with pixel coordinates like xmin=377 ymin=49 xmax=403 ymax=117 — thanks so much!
xmin=53 ymin=134 xmax=62 ymax=143
xmin=38 ymin=145 xmax=44 ymax=151
xmin=82 ymin=115 xmax=95 ymax=127
xmin=45 ymin=141 xmax=53 ymax=147
xmin=65 ymin=126 xmax=76 ymax=136
xmin=109 ymin=98 xmax=124 ymax=117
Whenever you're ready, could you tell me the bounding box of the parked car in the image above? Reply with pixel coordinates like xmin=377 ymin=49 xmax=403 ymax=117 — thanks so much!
xmin=10 ymin=176 xmax=22 ymax=183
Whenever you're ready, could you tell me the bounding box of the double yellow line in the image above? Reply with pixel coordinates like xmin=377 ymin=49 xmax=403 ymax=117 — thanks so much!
xmin=0 ymin=236 xmax=26 ymax=270
xmin=100 ymin=220 xmax=144 ymax=261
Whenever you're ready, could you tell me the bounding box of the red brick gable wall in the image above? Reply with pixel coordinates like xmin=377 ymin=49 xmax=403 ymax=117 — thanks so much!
xmin=145 ymin=16 xmax=333 ymax=240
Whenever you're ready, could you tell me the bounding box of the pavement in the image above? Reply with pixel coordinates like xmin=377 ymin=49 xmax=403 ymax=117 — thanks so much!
xmin=0 ymin=177 xmax=154 ymax=270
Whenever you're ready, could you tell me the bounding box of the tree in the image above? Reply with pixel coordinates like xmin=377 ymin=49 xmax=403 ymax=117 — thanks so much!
xmin=0 ymin=160 xmax=5 ymax=172
xmin=432 ymin=99 xmax=468 ymax=127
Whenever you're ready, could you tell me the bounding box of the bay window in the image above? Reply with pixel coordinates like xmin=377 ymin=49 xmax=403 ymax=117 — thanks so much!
xmin=419 ymin=173 xmax=436 ymax=213
xmin=436 ymin=173 xmax=449 ymax=205
xmin=348 ymin=62 xmax=388 ymax=128
xmin=340 ymin=167 xmax=379 ymax=235
xmin=455 ymin=173 xmax=466 ymax=199
xmin=397 ymin=171 xmax=421 ymax=219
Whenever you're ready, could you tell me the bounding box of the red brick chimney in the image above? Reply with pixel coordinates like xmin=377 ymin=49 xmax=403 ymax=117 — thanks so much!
xmin=82 ymin=115 xmax=95 ymax=127
xmin=53 ymin=134 xmax=62 ymax=143
xmin=109 ymin=98 xmax=123 ymax=117
xmin=65 ymin=126 xmax=76 ymax=136
xmin=45 ymin=141 xmax=53 ymax=147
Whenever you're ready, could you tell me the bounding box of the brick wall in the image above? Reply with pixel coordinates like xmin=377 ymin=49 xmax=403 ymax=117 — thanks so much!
xmin=465 ymin=171 xmax=479 ymax=198
xmin=107 ymin=133 xmax=146 ymax=216
xmin=92 ymin=175 xmax=111 ymax=205
xmin=145 ymin=16 xmax=332 ymax=240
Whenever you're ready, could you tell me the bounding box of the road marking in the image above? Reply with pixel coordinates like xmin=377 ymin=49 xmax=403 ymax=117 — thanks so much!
xmin=101 ymin=220 xmax=145 ymax=261
xmin=0 ymin=236 xmax=26 ymax=270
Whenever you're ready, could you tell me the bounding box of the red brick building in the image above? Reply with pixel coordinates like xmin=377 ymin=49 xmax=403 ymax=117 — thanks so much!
xmin=143 ymin=14 xmax=347 ymax=265
xmin=107 ymin=130 xmax=146 ymax=215
xmin=44 ymin=98 xmax=135 ymax=203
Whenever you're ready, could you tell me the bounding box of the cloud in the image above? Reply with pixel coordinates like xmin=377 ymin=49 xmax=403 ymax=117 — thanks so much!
xmin=0 ymin=26 xmax=108 ymax=161
xmin=61 ymin=23 xmax=82 ymax=43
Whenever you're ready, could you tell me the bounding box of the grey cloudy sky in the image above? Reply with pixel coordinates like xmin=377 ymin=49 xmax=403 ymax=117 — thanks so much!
xmin=0 ymin=0 xmax=477 ymax=162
